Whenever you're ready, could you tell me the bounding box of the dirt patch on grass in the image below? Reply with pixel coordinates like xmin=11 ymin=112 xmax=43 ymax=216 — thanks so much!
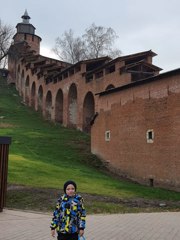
xmin=0 ymin=123 xmax=16 ymax=128
xmin=6 ymin=184 xmax=180 ymax=214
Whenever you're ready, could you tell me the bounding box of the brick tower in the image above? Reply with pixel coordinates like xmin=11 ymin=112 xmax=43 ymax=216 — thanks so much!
xmin=13 ymin=9 xmax=41 ymax=54
xmin=8 ymin=10 xmax=42 ymax=83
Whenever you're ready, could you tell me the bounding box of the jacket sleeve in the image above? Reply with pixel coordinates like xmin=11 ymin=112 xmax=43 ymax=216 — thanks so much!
xmin=78 ymin=197 xmax=86 ymax=230
xmin=50 ymin=198 xmax=61 ymax=230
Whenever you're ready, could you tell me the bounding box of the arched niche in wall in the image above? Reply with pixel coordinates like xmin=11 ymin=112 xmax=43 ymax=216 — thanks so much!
xmin=45 ymin=90 xmax=52 ymax=120
xmin=20 ymin=69 xmax=25 ymax=95
xmin=105 ymin=84 xmax=115 ymax=91
xmin=55 ymin=88 xmax=63 ymax=124
xmin=31 ymin=81 xmax=36 ymax=108
xmin=17 ymin=64 xmax=20 ymax=86
xmin=25 ymin=75 xmax=30 ymax=104
xmin=17 ymin=64 xmax=20 ymax=73
xmin=83 ymin=91 xmax=95 ymax=133
xmin=38 ymin=85 xmax=43 ymax=111
xmin=67 ymin=83 xmax=77 ymax=127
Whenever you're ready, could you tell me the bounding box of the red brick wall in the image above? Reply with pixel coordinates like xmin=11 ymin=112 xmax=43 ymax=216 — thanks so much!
xmin=91 ymin=74 xmax=180 ymax=190
xmin=13 ymin=57 xmax=133 ymax=130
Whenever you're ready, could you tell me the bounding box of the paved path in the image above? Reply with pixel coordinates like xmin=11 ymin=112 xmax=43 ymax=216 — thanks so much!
xmin=0 ymin=209 xmax=180 ymax=240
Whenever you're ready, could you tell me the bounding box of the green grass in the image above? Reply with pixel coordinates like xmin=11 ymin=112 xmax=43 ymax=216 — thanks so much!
xmin=0 ymin=77 xmax=180 ymax=213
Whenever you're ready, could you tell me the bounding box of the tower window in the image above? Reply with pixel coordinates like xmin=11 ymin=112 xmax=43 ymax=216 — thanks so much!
xmin=146 ymin=129 xmax=154 ymax=143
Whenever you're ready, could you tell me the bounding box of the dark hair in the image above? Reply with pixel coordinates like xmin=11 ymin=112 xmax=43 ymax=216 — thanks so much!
xmin=63 ymin=180 xmax=77 ymax=193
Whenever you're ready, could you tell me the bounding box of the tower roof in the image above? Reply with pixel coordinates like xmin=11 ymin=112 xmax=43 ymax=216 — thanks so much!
xmin=15 ymin=10 xmax=36 ymax=34
xmin=21 ymin=9 xmax=31 ymax=24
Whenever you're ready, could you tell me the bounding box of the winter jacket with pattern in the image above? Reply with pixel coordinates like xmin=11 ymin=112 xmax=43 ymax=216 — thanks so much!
xmin=50 ymin=194 xmax=86 ymax=234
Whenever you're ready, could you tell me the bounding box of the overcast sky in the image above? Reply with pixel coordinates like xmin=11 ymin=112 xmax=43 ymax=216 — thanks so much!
xmin=1 ymin=0 xmax=179 ymax=72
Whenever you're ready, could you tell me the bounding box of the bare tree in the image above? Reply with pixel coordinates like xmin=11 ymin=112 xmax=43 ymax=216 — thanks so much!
xmin=53 ymin=24 xmax=121 ymax=63
xmin=52 ymin=29 xmax=86 ymax=64
xmin=0 ymin=19 xmax=14 ymax=68
xmin=83 ymin=23 xmax=121 ymax=59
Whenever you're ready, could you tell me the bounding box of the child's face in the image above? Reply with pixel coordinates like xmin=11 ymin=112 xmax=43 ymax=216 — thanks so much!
xmin=65 ymin=184 xmax=76 ymax=196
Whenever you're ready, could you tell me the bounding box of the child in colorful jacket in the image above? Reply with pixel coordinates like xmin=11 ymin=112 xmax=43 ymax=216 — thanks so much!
xmin=50 ymin=180 xmax=86 ymax=240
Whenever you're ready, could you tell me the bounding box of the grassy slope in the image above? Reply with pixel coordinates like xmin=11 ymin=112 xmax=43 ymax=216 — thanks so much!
xmin=0 ymin=77 xmax=180 ymax=213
